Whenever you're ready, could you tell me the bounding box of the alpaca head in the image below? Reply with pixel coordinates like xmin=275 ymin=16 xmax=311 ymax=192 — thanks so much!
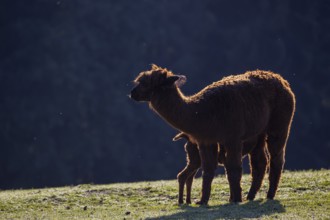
xmin=130 ymin=64 xmax=186 ymax=102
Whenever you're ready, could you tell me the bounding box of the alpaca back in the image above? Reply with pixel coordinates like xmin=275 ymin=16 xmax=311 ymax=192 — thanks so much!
xmin=184 ymin=70 xmax=294 ymax=143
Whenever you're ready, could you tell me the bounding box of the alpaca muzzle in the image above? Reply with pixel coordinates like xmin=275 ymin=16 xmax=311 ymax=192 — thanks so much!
xmin=129 ymin=88 xmax=139 ymax=101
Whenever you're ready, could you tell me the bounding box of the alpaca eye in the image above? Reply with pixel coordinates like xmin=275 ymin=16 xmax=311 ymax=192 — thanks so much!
xmin=139 ymin=80 xmax=150 ymax=87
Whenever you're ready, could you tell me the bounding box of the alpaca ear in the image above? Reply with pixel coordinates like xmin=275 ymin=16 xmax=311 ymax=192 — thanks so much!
xmin=151 ymin=64 xmax=160 ymax=70
xmin=175 ymin=75 xmax=187 ymax=87
xmin=163 ymin=75 xmax=187 ymax=87
xmin=163 ymin=75 xmax=180 ymax=86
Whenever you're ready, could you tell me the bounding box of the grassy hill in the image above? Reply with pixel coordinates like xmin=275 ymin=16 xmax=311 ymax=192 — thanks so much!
xmin=0 ymin=170 xmax=329 ymax=219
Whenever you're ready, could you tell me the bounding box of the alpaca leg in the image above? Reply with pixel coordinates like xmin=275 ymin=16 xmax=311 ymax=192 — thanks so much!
xmin=177 ymin=163 xmax=200 ymax=204
xmin=185 ymin=143 xmax=201 ymax=204
xmin=224 ymin=141 xmax=243 ymax=203
xmin=266 ymin=134 xmax=287 ymax=199
xmin=177 ymin=166 xmax=192 ymax=204
xmin=266 ymin=93 xmax=294 ymax=200
xmin=247 ymin=135 xmax=268 ymax=200
xmin=218 ymin=145 xmax=226 ymax=165
xmin=185 ymin=169 xmax=199 ymax=204
xmin=196 ymin=144 xmax=218 ymax=205
xmin=177 ymin=142 xmax=200 ymax=204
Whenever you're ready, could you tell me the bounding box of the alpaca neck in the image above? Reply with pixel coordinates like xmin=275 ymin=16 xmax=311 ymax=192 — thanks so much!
xmin=150 ymin=87 xmax=192 ymax=132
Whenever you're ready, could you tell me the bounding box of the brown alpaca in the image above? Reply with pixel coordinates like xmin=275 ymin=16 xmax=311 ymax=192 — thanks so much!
xmin=130 ymin=65 xmax=295 ymax=205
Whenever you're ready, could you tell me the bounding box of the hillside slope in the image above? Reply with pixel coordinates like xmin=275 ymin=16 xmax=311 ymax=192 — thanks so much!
xmin=0 ymin=170 xmax=329 ymax=219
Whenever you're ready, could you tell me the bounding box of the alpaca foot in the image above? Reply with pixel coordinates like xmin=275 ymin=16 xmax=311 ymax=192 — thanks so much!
xmin=267 ymin=195 xmax=274 ymax=200
xmin=195 ymin=200 xmax=208 ymax=206
xmin=186 ymin=199 xmax=191 ymax=204
xmin=178 ymin=199 xmax=184 ymax=205
xmin=229 ymin=197 xmax=242 ymax=203
xmin=267 ymin=191 xmax=275 ymax=200
xmin=247 ymin=193 xmax=255 ymax=201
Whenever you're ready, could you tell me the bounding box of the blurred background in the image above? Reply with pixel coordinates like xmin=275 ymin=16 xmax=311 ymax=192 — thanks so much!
xmin=1 ymin=0 xmax=329 ymax=189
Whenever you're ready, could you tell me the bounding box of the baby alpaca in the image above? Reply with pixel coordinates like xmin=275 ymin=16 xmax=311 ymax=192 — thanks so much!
xmin=173 ymin=132 xmax=201 ymax=204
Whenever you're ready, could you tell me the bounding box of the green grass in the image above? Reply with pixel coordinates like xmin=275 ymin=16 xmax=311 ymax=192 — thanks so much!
xmin=0 ymin=170 xmax=329 ymax=219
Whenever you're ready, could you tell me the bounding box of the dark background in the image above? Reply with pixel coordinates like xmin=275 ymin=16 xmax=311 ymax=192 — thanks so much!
xmin=1 ymin=0 xmax=329 ymax=189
